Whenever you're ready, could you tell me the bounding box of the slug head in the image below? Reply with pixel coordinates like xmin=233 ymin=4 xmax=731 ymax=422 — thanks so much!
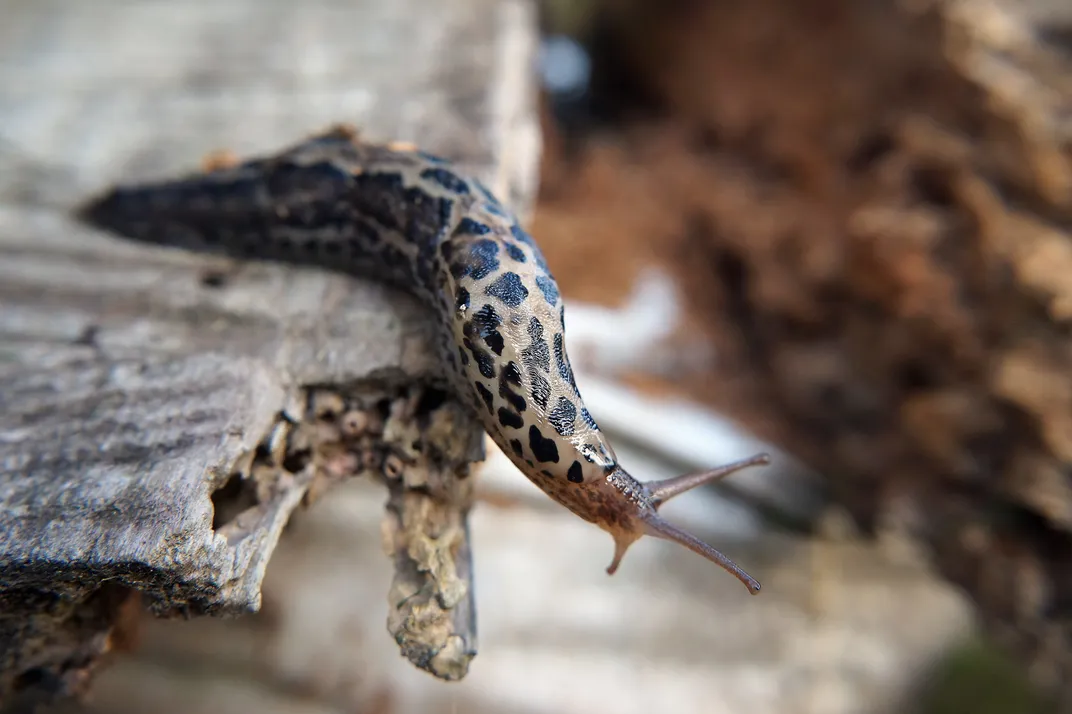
xmin=605 ymin=452 xmax=771 ymax=595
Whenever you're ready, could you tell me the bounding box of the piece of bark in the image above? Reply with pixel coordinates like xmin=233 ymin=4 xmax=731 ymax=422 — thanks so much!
xmin=0 ymin=0 xmax=539 ymax=706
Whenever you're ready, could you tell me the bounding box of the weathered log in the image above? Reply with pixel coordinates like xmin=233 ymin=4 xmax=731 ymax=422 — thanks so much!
xmin=0 ymin=0 xmax=539 ymax=706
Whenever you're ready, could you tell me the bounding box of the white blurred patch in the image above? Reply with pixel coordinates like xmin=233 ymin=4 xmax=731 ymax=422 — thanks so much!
xmin=563 ymin=267 xmax=715 ymax=379
xmin=538 ymin=34 xmax=591 ymax=98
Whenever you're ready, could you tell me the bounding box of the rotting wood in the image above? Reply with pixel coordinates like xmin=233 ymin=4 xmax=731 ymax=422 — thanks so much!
xmin=0 ymin=0 xmax=540 ymax=706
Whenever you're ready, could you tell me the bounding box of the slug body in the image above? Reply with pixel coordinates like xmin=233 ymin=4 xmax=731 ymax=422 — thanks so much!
xmin=78 ymin=125 xmax=768 ymax=594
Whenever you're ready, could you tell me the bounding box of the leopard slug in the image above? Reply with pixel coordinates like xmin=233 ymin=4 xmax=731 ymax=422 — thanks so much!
xmin=77 ymin=125 xmax=769 ymax=594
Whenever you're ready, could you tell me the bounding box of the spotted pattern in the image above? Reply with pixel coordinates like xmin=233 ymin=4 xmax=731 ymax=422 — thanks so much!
xmin=530 ymin=372 xmax=551 ymax=410
xmin=535 ymin=275 xmax=559 ymax=307
xmin=420 ymin=167 xmax=469 ymax=195
xmin=504 ymin=241 xmax=526 ymax=263
xmin=548 ymin=396 xmax=576 ymax=437
xmin=475 ymin=382 xmax=494 ymax=414
xmin=498 ymin=407 xmax=524 ymax=429
xmin=457 ymin=217 xmax=491 ymax=236
xmin=521 ymin=317 xmax=549 ymax=374
xmin=528 ymin=425 xmax=559 ymax=464
xmin=485 ymin=271 xmax=527 ymax=308
xmin=553 ymin=332 xmax=579 ymax=395
xmin=468 ymin=239 xmax=500 ymax=280
xmin=462 ymin=336 xmax=495 ymax=379
xmin=472 ymin=303 xmax=504 ymax=355
xmin=498 ymin=363 xmax=526 ymax=414
xmin=77 ymin=126 xmax=765 ymax=595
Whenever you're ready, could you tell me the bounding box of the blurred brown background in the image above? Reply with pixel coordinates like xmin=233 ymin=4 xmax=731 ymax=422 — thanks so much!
xmin=535 ymin=1 xmax=1071 ymax=710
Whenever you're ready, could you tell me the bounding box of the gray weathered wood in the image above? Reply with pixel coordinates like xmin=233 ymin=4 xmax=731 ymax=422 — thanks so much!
xmin=0 ymin=0 xmax=539 ymax=704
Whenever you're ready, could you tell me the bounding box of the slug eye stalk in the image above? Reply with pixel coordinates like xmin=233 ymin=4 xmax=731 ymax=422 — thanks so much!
xmin=608 ymin=453 xmax=771 ymax=595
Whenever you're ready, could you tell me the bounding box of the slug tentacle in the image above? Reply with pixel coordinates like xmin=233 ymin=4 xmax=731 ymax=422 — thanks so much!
xmin=640 ymin=510 xmax=763 ymax=594
xmin=601 ymin=454 xmax=770 ymax=594
xmin=648 ymin=453 xmax=771 ymax=507
xmin=76 ymin=125 xmax=771 ymax=595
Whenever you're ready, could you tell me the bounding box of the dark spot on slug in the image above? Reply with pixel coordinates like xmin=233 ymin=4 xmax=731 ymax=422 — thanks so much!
xmin=472 ymin=303 xmax=501 ymax=330
xmin=553 ymin=333 xmax=579 ymax=395
xmin=483 ymin=331 xmax=504 ymax=355
xmin=497 ymin=407 xmax=524 ymax=430
xmin=580 ymin=444 xmax=596 ymax=463
xmin=467 ymin=239 xmax=500 ymax=280
xmin=521 ymin=316 xmax=550 ymax=373
xmin=474 ymin=351 xmax=495 ymax=379
xmin=475 ymin=382 xmax=494 ymax=414
xmin=530 ymin=373 xmax=551 ymax=410
xmin=420 ymin=167 xmax=470 ymax=195
xmin=350 ymin=172 xmax=453 ymax=253
xmin=485 ymin=271 xmax=528 ymax=308
xmin=528 ymin=425 xmax=559 ymax=463
xmin=456 ymin=217 xmax=491 ymax=236
xmin=458 ymin=347 xmax=469 ymax=366
xmin=472 ymin=303 xmax=505 ymax=355
xmin=567 ymin=460 xmax=584 ymax=484
xmin=450 ymin=261 xmax=469 ymax=279
xmin=455 ymin=287 xmax=470 ymax=312
xmin=481 ymin=201 xmax=507 ymax=218
xmin=504 ymin=241 xmax=526 ymax=262
xmin=548 ymin=396 xmax=577 ymax=437
xmin=510 ymin=439 xmax=524 ymax=458
xmin=510 ymin=222 xmax=550 ymax=271
xmin=535 ymin=275 xmax=559 ymax=307
xmin=509 ymin=222 xmax=534 ymax=246
xmin=503 ymin=361 xmax=522 ymax=385
xmin=463 ymin=337 xmax=495 ymax=379
xmin=498 ymin=368 xmax=527 ymax=413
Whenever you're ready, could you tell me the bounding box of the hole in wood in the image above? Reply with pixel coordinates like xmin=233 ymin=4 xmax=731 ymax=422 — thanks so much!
xmin=211 ymin=473 xmax=260 ymax=530
xmin=200 ymin=270 xmax=228 ymax=289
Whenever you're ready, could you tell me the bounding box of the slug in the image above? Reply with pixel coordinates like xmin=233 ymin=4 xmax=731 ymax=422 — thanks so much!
xmin=77 ymin=125 xmax=769 ymax=594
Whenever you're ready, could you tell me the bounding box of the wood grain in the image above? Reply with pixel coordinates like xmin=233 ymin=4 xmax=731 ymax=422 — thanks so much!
xmin=0 ymin=0 xmax=539 ymax=703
